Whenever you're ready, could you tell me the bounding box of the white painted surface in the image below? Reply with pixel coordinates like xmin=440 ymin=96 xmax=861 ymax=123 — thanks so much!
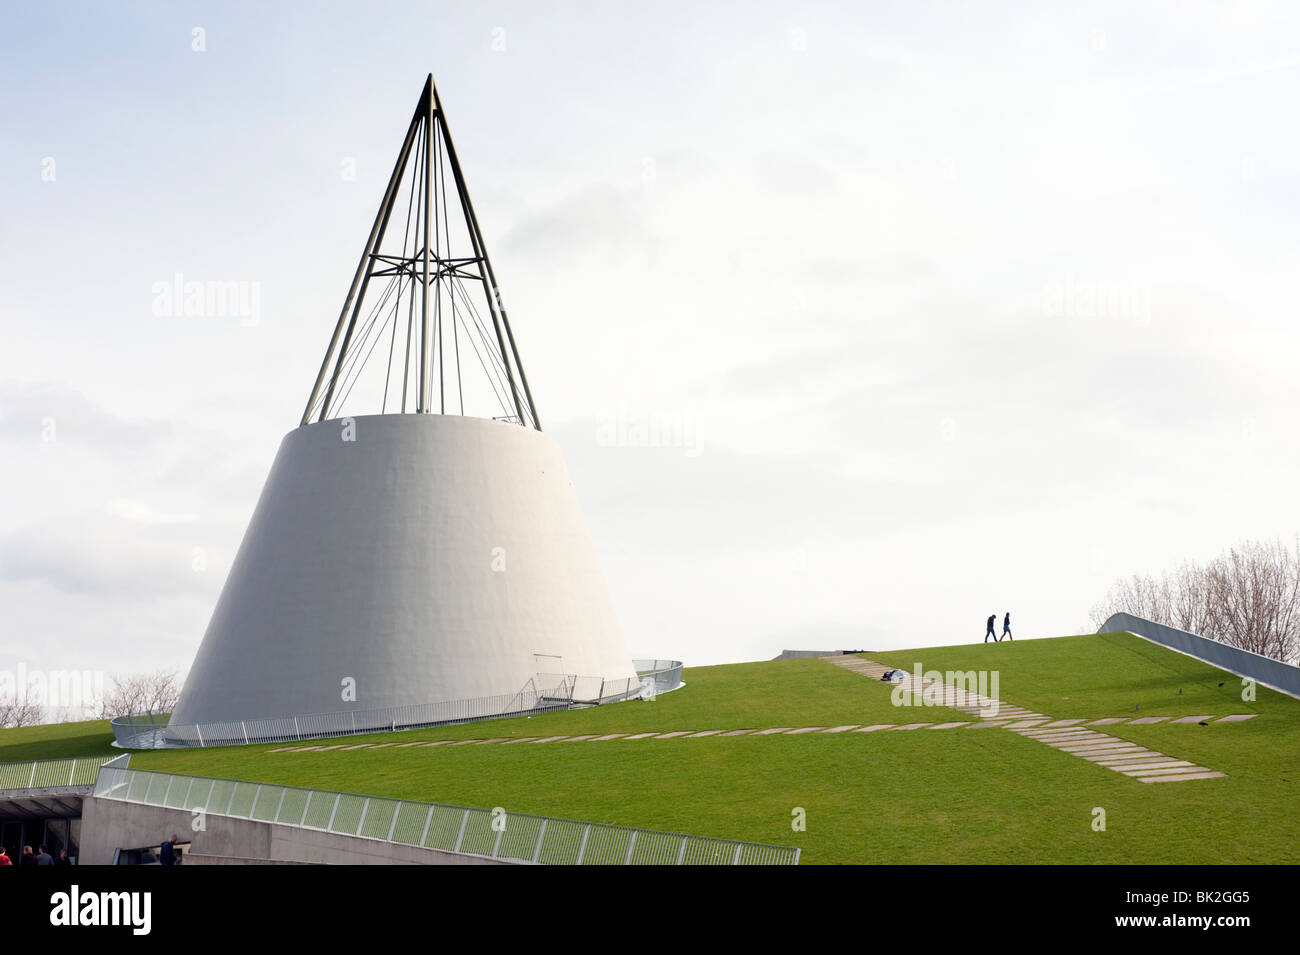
xmin=171 ymin=414 xmax=637 ymax=724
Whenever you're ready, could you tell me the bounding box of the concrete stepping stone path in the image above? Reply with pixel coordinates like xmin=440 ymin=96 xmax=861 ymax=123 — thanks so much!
xmin=257 ymin=655 xmax=1250 ymax=787
xmin=825 ymin=654 xmax=1231 ymax=783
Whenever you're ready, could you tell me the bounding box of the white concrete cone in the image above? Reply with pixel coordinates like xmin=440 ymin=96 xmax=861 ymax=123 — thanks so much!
xmin=169 ymin=413 xmax=637 ymax=734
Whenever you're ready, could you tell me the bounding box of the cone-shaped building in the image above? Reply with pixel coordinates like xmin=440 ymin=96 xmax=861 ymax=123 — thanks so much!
xmin=166 ymin=76 xmax=638 ymax=743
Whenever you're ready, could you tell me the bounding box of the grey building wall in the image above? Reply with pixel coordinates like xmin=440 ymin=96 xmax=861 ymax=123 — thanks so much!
xmin=172 ymin=413 xmax=637 ymax=726
xmin=79 ymin=796 xmax=516 ymax=865
xmin=1099 ymin=612 xmax=1300 ymax=700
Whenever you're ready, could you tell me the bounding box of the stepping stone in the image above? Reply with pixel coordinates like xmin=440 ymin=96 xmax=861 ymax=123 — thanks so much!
xmin=1003 ymin=719 xmax=1049 ymax=728
xmin=1081 ymin=743 xmax=1154 ymax=758
xmin=594 ymin=734 xmax=627 ymax=741
xmin=1121 ymin=764 xmax=1208 ymax=777
xmin=368 ymin=743 xmax=399 ymax=748
xmin=853 ymin=724 xmax=896 ymax=732
xmin=395 ymin=741 xmax=427 ymax=748
xmin=821 ymin=725 xmax=860 ymax=733
xmin=1053 ymin=741 xmax=1138 ymax=752
xmin=266 ymin=746 xmax=301 ymax=753
xmin=418 ymin=740 xmax=451 ymax=747
xmin=888 ymin=723 xmax=934 ymax=730
xmin=564 ymin=735 xmax=599 ymax=741
xmin=786 ymin=727 xmax=825 ymax=734
xmin=449 ymin=740 xmax=482 ymax=746
xmin=1052 ymin=736 xmax=1130 ymax=747
xmin=1052 ymin=738 xmax=1131 ymax=749
xmin=315 ymin=745 xmax=349 ymax=750
xmin=686 ymin=730 xmax=722 ymax=737
xmin=654 ymin=731 xmax=693 ymax=738
xmin=1138 ymin=771 xmax=1226 ymax=783
xmin=1039 ymin=719 xmax=1088 ymax=727
xmin=500 ymin=737 xmax=539 ymax=745
xmin=1088 ymin=718 xmax=1129 ymax=725
xmin=1171 ymin=715 xmax=1216 ymax=724
xmin=1128 ymin=716 xmax=1169 ymax=724
xmin=927 ymin=722 xmax=971 ymax=730
xmin=754 ymin=728 xmax=793 ymax=735
xmin=531 ymin=736 xmax=569 ymax=743
xmin=720 ymin=729 xmax=756 ymax=736
xmin=340 ymin=744 xmax=375 ymax=750
xmin=1024 ymin=730 xmax=1099 ymax=740
xmin=621 ymin=732 xmax=660 ymax=740
xmin=1112 ymin=760 xmax=1196 ymax=772
xmin=474 ymin=738 xmax=510 ymax=744
xmin=1088 ymin=751 xmax=1161 ymax=763
xmin=964 ymin=720 xmax=1011 ymax=728
xmin=1215 ymin=714 xmax=1257 ymax=723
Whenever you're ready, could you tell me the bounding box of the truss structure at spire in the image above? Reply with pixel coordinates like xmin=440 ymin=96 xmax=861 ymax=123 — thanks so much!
xmin=301 ymin=75 xmax=541 ymax=429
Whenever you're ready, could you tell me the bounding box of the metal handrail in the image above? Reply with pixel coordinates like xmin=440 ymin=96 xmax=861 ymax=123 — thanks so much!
xmin=91 ymin=764 xmax=797 ymax=866
xmin=111 ymin=660 xmax=685 ymax=750
xmin=0 ymin=753 xmax=129 ymax=795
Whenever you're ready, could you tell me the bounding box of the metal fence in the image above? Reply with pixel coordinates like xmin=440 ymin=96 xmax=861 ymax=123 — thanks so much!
xmin=91 ymin=765 xmax=798 ymax=866
xmin=112 ymin=660 xmax=685 ymax=750
xmin=0 ymin=753 xmax=128 ymax=796
xmin=635 ymin=658 xmax=685 ymax=696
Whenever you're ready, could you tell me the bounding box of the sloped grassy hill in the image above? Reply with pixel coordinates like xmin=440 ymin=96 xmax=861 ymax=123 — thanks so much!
xmin=6 ymin=634 xmax=1298 ymax=863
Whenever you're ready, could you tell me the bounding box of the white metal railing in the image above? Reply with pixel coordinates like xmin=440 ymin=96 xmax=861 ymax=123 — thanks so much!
xmin=111 ymin=660 xmax=684 ymax=750
xmin=0 ymin=753 xmax=129 ymax=795
xmin=91 ymin=764 xmax=797 ymax=865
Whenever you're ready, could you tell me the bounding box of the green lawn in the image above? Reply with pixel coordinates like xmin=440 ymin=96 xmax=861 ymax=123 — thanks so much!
xmin=0 ymin=718 xmax=116 ymax=764
xmin=872 ymin=631 xmax=1289 ymax=719
xmin=8 ymin=636 xmax=1299 ymax=864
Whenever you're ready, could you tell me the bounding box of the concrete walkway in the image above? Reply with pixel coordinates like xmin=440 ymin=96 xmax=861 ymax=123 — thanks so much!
xmin=826 ymin=656 xmax=1046 ymax=721
xmin=1008 ymin=725 xmax=1225 ymax=782
xmin=825 ymin=655 xmax=1235 ymax=783
xmin=263 ymin=712 xmax=1253 ymax=755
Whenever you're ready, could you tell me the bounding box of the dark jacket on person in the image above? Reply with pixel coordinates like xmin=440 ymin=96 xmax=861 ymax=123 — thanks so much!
xmin=159 ymin=841 xmax=176 ymax=865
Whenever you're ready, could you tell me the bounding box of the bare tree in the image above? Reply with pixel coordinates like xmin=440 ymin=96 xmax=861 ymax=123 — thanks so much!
xmin=1092 ymin=537 xmax=1300 ymax=664
xmin=0 ymin=695 xmax=44 ymax=728
xmin=96 ymin=671 xmax=182 ymax=719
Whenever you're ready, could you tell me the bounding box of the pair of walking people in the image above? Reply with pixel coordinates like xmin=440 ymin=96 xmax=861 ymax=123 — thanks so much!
xmin=985 ymin=612 xmax=1012 ymax=643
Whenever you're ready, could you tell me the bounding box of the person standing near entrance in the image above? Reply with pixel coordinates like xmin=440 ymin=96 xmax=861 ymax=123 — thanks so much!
xmin=159 ymin=834 xmax=178 ymax=866
xmin=985 ymin=613 xmax=998 ymax=643
xmin=1003 ymin=612 xmax=1013 ymax=641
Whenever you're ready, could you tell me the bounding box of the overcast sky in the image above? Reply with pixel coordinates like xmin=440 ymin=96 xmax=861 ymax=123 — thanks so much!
xmin=3 ymin=1 xmax=1299 ymax=685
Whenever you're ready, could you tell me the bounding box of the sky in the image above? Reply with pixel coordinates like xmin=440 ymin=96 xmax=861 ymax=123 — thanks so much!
xmin=2 ymin=1 xmax=1299 ymax=691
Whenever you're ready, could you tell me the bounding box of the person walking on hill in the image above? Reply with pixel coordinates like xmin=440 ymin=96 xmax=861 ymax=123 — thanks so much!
xmin=1003 ymin=612 xmax=1013 ymax=641
xmin=985 ymin=614 xmax=998 ymax=643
